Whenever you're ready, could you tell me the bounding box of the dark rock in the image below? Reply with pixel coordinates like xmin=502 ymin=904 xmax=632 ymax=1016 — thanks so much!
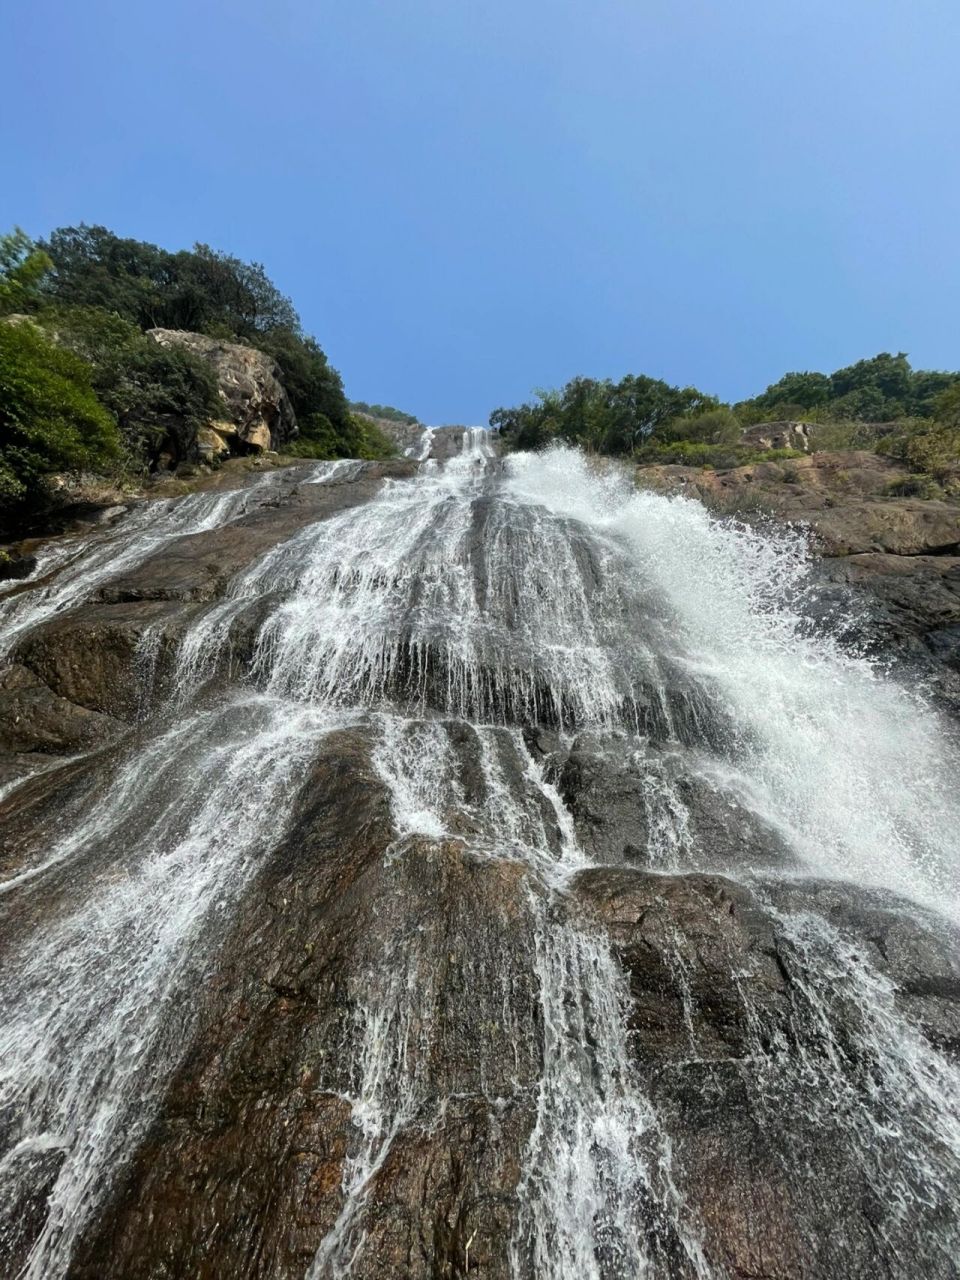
xmin=556 ymin=738 xmax=794 ymax=872
xmin=69 ymin=730 xmax=540 ymax=1280
xmin=0 ymin=661 xmax=125 ymax=754
xmin=574 ymin=867 xmax=960 ymax=1279
xmin=0 ymin=552 xmax=37 ymax=582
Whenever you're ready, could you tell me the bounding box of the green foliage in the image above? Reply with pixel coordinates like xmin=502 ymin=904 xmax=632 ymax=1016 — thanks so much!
xmin=876 ymin=418 xmax=960 ymax=481
xmin=657 ymin=406 xmax=742 ymax=445
xmin=350 ymin=401 xmax=421 ymax=426
xmin=491 ymin=374 xmax=717 ymax=455
xmin=285 ymin=412 xmax=395 ymax=461
xmin=738 ymin=352 xmax=960 ymax=425
xmin=252 ymin=327 xmax=350 ymax=432
xmin=0 ymin=320 xmax=119 ymax=502
xmin=934 ymin=383 xmax=960 ymax=429
xmin=41 ymin=306 xmax=221 ymax=462
xmin=40 ymin=225 xmax=298 ymax=339
xmin=635 ymin=439 xmax=801 ymax=469
xmin=0 ymin=229 xmax=52 ymax=317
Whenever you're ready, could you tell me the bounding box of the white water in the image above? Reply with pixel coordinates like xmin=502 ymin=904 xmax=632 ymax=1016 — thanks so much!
xmin=503 ymin=448 xmax=960 ymax=919
xmin=1 ymin=434 xmax=958 ymax=1277
xmin=0 ymin=463 xmax=344 ymax=658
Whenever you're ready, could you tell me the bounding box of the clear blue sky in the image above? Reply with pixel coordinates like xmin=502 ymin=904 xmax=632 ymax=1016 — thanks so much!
xmin=2 ymin=0 xmax=958 ymax=423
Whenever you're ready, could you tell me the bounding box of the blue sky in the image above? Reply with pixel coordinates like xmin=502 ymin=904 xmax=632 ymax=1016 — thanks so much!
xmin=2 ymin=0 xmax=958 ymax=423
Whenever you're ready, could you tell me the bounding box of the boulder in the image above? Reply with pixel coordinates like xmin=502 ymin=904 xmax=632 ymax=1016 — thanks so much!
xmin=147 ymin=330 xmax=299 ymax=454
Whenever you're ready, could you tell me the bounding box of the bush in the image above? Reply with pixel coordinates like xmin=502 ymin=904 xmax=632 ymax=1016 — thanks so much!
xmin=806 ymin=420 xmax=885 ymax=451
xmin=658 ymin=406 xmax=742 ymax=445
xmin=0 ymin=320 xmax=120 ymax=502
xmin=43 ymin=306 xmax=221 ymax=463
xmin=877 ymin=421 xmax=960 ymax=480
xmin=635 ymin=439 xmax=802 ymax=469
xmin=284 ymin=412 xmax=395 ymax=461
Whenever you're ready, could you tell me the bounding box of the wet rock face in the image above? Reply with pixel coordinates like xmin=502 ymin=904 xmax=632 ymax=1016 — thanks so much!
xmin=2 ymin=435 xmax=959 ymax=1279
xmin=574 ymin=868 xmax=960 ymax=1280
xmin=815 ymin=552 xmax=960 ymax=712
xmin=68 ymin=731 xmax=541 ymax=1280
xmin=148 ymin=329 xmax=299 ymax=455
xmin=548 ymin=736 xmax=794 ymax=873
xmin=0 ymin=460 xmax=418 ymax=759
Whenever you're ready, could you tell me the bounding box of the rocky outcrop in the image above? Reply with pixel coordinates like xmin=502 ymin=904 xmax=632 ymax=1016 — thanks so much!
xmin=147 ymin=329 xmax=299 ymax=456
xmin=638 ymin=450 xmax=960 ymax=555
xmin=740 ymin=419 xmax=811 ymax=451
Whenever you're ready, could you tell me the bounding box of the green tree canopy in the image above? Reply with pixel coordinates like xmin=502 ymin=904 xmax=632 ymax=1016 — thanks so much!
xmin=0 ymin=229 xmax=52 ymax=317
xmin=0 ymin=319 xmax=119 ymax=502
xmin=490 ymin=373 xmax=718 ymax=454
xmin=39 ymin=225 xmax=299 ymax=338
xmin=738 ymin=353 xmax=960 ymax=424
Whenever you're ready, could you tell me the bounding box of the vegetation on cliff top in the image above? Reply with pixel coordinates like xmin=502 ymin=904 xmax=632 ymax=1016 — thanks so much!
xmin=0 ymin=225 xmax=396 ymax=513
xmin=491 ymin=355 xmax=960 ymax=486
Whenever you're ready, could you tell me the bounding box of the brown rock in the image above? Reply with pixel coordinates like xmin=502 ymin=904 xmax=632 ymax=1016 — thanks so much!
xmin=147 ymin=329 xmax=299 ymax=452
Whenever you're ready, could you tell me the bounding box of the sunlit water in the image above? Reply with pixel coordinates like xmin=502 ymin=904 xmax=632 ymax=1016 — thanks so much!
xmin=0 ymin=436 xmax=957 ymax=1277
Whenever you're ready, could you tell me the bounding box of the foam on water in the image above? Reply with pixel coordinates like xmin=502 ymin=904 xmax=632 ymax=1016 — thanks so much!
xmin=504 ymin=446 xmax=960 ymax=921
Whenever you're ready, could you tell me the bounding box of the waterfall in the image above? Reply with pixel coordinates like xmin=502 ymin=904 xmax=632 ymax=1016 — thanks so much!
xmin=0 ymin=434 xmax=957 ymax=1278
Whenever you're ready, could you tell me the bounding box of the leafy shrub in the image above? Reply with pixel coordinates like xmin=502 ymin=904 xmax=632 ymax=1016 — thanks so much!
xmin=0 ymin=320 xmax=119 ymax=502
xmin=877 ymin=421 xmax=960 ymax=481
xmin=634 ymin=439 xmax=802 ymax=469
xmin=284 ymin=413 xmax=395 ymax=461
xmin=657 ymin=406 xmax=742 ymax=445
xmin=43 ymin=306 xmax=221 ymax=462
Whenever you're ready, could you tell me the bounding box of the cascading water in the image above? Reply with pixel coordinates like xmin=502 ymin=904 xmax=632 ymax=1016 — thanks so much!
xmin=0 ymin=432 xmax=957 ymax=1278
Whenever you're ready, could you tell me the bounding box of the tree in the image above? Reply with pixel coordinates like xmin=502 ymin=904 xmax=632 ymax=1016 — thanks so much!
xmin=0 ymin=229 xmax=52 ymax=316
xmin=39 ymin=225 xmax=300 ymax=338
xmin=0 ymin=320 xmax=119 ymax=501
xmin=490 ymin=373 xmax=718 ymax=455
xmin=252 ymin=326 xmax=351 ymax=430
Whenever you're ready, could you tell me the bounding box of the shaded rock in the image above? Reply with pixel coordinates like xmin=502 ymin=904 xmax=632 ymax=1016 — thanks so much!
xmin=0 ymin=552 xmax=37 ymax=582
